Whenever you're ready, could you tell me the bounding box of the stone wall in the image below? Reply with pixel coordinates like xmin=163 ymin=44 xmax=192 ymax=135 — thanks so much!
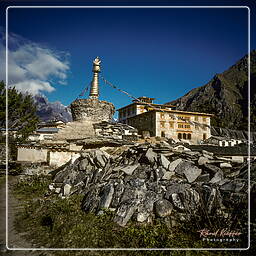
xmin=17 ymin=147 xmax=48 ymax=163
xmin=49 ymin=151 xmax=80 ymax=167
xmin=70 ymin=99 xmax=115 ymax=122
xmin=127 ymin=111 xmax=156 ymax=137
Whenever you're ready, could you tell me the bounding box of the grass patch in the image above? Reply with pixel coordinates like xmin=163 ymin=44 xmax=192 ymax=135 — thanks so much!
xmin=12 ymin=177 xmax=250 ymax=256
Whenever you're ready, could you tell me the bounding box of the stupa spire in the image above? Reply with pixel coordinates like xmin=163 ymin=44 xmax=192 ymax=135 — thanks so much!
xmin=89 ymin=56 xmax=101 ymax=99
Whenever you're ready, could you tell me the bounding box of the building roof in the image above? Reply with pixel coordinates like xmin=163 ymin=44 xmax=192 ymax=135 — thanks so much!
xmin=117 ymin=102 xmax=174 ymax=111
xmin=36 ymin=127 xmax=59 ymax=133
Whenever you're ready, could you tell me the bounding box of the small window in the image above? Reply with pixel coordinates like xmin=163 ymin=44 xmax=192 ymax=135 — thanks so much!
xmin=160 ymin=113 xmax=165 ymax=119
xmin=160 ymin=121 xmax=165 ymax=128
xmin=195 ymin=116 xmax=198 ymax=121
xmin=183 ymin=133 xmax=187 ymax=139
xmin=228 ymin=142 xmax=232 ymax=146
xmin=178 ymin=133 xmax=182 ymax=139
xmin=188 ymin=134 xmax=191 ymax=140
xmin=169 ymin=122 xmax=174 ymax=128
xmin=161 ymin=131 xmax=165 ymax=137
xmin=203 ymin=133 xmax=207 ymax=140
xmin=222 ymin=141 xmax=225 ymax=147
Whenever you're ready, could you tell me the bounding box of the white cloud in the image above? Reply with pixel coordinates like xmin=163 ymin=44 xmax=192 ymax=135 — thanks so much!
xmin=0 ymin=30 xmax=70 ymax=95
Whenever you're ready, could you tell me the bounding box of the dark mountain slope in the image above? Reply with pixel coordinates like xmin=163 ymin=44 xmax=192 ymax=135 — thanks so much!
xmin=167 ymin=50 xmax=256 ymax=131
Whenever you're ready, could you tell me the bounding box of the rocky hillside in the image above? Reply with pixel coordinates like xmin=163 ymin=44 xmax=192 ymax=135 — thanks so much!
xmin=167 ymin=50 xmax=256 ymax=131
xmin=34 ymin=94 xmax=72 ymax=123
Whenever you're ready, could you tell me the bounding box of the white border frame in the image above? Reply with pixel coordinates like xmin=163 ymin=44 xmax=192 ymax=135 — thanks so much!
xmin=5 ymin=5 xmax=251 ymax=251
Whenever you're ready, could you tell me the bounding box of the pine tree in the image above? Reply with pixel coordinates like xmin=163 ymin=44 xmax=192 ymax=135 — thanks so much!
xmin=0 ymin=81 xmax=39 ymax=140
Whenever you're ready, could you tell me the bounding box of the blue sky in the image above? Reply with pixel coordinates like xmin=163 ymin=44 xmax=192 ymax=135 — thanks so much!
xmin=0 ymin=1 xmax=253 ymax=114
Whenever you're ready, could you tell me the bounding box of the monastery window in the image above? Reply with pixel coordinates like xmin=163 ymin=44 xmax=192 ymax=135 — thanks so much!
xmin=160 ymin=113 xmax=165 ymax=119
xmin=222 ymin=141 xmax=225 ymax=147
xmin=228 ymin=142 xmax=232 ymax=146
xmin=161 ymin=131 xmax=165 ymax=137
xmin=185 ymin=124 xmax=191 ymax=129
xmin=203 ymin=134 xmax=207 ymax=140
xmin=194 ymin=116 xmax=198 ymax=121
xmin=178 ymin=124 xmax=183 ymax=128
xmin=184 ymin=116 xmax=190 ymax=121
xmin=169 ymin=122 xmax=174 ymax=128
xmin=183 ymin=133 xmax=187 ymax=139
xmin=178 ymin=133 xmax=182 ymax=139
xmin=169 ymin=114 xmax=175 ymax=119
xmin=160 ymin=121 xmax=165 ymax=128
xmin=188 ymin=134 xmax=191 ymax=140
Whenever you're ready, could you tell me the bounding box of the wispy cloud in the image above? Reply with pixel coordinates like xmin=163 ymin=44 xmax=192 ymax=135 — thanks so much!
xmin=0 ymin=30 xmax=70 ymax=95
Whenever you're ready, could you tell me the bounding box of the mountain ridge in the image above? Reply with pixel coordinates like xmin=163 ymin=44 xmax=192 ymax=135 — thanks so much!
xmin=166 ymin=50 xmax=256 ymax=131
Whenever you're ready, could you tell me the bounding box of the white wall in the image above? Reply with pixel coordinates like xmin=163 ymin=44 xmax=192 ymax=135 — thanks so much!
xmin=49 ymin=151 xmax=80 ymax=167
xmin=17 ymin=147 xmax=48 ymax=163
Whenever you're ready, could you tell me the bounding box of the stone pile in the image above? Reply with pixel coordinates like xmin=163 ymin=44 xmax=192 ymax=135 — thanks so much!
xmin=50 ymin=142 xmax=249 ymax=227
xmin=93 ymin=121 xmax=138 ymax=141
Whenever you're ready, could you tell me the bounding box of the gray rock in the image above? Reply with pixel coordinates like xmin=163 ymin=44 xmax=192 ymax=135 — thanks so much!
xmin=99 ymin=183 xmax=115 ymax=209
xmin=94 ymin=150 xmax=107 ymax=168
xmin=183 ymin=165 xmax=202 ymax=183
xmin=174 ymin=160 xmax=195 ymax=176
xmin=48 ymin=184 xmax=55 ymax=191
xmin=55 ymin=187 xmax=61 ymax=194
xmin=162 ymin=171 xmax=175 ymax=180
xmin=202 ymin=150 xmax=214 ymax=157
xmin=145 ymin=148 xmax=158 ymax=164
xmin=195 ymin=173 xmax=210 ymax=183
xmin=220 ymin=181 xmax=245 ymax=192
xmin=220 ymin=162 xmax=232 ymax=168
xmin=168 ymin=158 xmax=183 ymax=172
xmin=209 ymin=170 xmax=224 ymax=184
xmin=170 ymin=188 xmax=200 ymax=212
xmin=114 ymin=199 xmax=139 ymax=226
xmin=79 ymin=158 xmax=89 ymax=171
xmin=115 ymin=163 xmax=140 ymax=175
xmin=198 ymin=156 xmax=210 ymax=166
xmin=63 ymin=184 xmax=72 ymax=196
xmin=207 ymin=188 xmax=217 ymax=214
xmin=204 ymin=164 xmax=222 ymax=174
xmin=154 ymin=199 xmax=173 ymax=217
xmin=160 ymin=154 xmax=170 ymax=170
xmin=171 ymin=193 xmax=185 ymax=211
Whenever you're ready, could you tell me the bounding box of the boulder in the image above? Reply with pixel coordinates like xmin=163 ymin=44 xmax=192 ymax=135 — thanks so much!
xmin=209 ymin=170 xmax=224 ymax=184
xmin=114 ymin=199 xmax=139 ymax=226
xmin=160 ymin=154 xmax=171 ymax=170
xmin=99 ymin=183 xmax=115 ymax=209
xmin=168 ymin=158 xmax=183 ymax=172
xmin=145 ymin=148 xmax=158 ymax=164
xmin=154 ymin=199 xmax=173 ymax=217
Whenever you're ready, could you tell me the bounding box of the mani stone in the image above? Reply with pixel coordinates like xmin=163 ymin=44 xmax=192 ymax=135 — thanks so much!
xmin=70 ymin=98 xmax=115 ymax=122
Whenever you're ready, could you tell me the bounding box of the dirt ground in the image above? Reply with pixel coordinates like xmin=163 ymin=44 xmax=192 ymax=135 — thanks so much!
xmin=0 ymin=176 xmax=48 ymax=256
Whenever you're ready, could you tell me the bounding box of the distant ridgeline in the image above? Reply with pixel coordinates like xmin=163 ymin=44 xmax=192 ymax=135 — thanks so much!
xmin=167 ymin=50 xmax=256 ymax=131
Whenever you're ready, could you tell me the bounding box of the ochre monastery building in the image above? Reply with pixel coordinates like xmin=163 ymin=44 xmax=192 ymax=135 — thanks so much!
xmin=118 ymin=96 xmax=213 ymax=144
